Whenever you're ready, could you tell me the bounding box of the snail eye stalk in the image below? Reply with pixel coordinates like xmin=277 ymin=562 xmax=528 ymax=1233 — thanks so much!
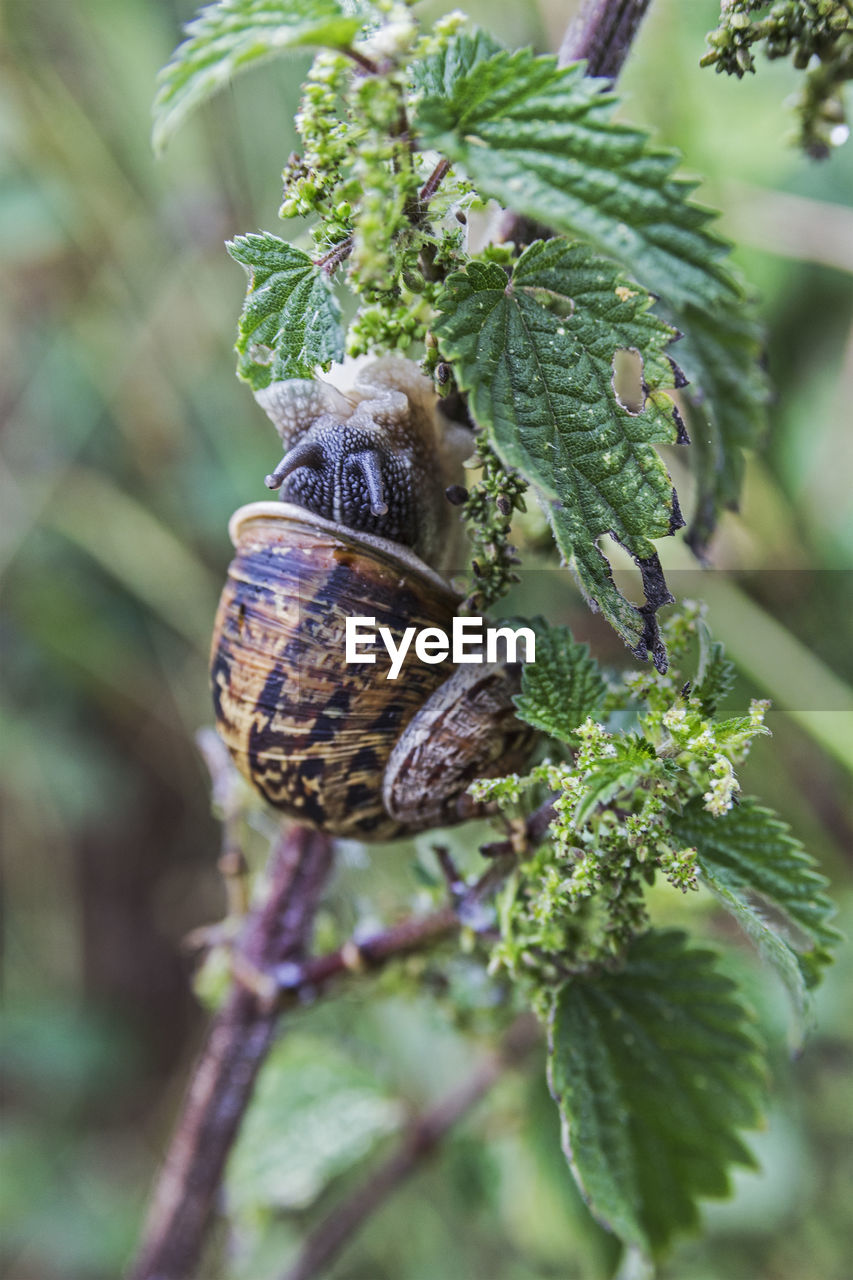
xmin=348 ymin=449 xmax=389 ymax=517
xmin=264 ymin=440 xmax=326 ymax=490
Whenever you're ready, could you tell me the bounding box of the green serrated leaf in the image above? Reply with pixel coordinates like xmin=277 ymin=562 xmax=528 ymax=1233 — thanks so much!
xmin=226 ymin=1033 xmax=402 ymax=1214
xmin=674 ymin=300 xmax=770 ymax=554
xmin=671 ymin=797 xmax=841 ymax=1030
xmin=227 ymin=233 xmax=344 ymax=387
xmin=411 ymin=25 xmax=504 ymax=99
xmin=514 ymin=623 xmax=606 ymax=744
xmin=412 ymin=36 xmax=737 ymax=312
xmin=153 ymin=0 xmax=362 ymax=151
xmin=713 ymin=715 xmax=769 ymax=745
xmin=412 ymin=31 xmax=769 ymax=539
xmin=547 ymin=929 xmax=765 ymax=1258
xmin=704 ymin=876 xmax=813 ymax=1035
xmin=435 ymin=239 xmax=682 ymax=665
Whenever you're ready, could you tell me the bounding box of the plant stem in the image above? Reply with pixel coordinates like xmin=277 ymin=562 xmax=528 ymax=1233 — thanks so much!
xmin=316 ymin=236 xmax=355 ymax=275
xmin=270 ymin=904 xmax=460 ymax=1004
xmin=340 ymin=46 xmax=380 ymax=75
xmin=280 ymin=1014 xmax=540 ymax=1280
xmin=126 ymin=823 xmax=334 ymax=1280
xmin=498 ymin=0 xmax=654 ymax=249
xmin=263 ymin=848 xmax=517 ymax=1010
xmin=315 ymin=157 xmax=452 ymax=276
xmin=419 ymin=157 xmax=452 ymax=206
xmin=126 ymin=790 xmax=547 ymax=1277
xmin=479 ymin=796 xmax=558 ymax=860
xmin=559 ymin=0 xmax=654 ymax=75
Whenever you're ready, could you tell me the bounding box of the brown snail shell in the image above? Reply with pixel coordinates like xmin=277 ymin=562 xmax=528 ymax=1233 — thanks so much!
xmin=210 ymin=358 xmax=534 ymax=841
xmin=211 ymin=501 xmax=466 ymax=840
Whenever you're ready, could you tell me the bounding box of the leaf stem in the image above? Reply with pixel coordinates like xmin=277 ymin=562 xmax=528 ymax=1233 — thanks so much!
xmin=267 ymin=848 xmax=517 ymax=1010
xmin=498 ymin=0 xmax=654 ymax=258
xmin=316 ymin=236 xmax=354 ymax=275
xmin=314 ymin=158 xmax=453 ymax=276
xmin=258 ymin=798 xmax=563 ymax=1012
xmin=419 ymin=156 xmax=452 ymax=206
xmin=340 ymin=46 xmax=380 ymax=75
xmin=479 ymin=796 xmax=558 ymax=859
xmin=272 ymin=905 xmax=460 ymax=1002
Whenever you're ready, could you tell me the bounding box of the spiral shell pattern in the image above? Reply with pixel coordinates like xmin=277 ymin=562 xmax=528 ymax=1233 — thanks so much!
xmin=210 ymin=502 xmax=461 ymax=839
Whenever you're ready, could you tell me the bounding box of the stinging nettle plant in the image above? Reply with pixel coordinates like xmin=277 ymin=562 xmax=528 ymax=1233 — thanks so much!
xmin=130 ymin=2 xmax=847 ymax=1278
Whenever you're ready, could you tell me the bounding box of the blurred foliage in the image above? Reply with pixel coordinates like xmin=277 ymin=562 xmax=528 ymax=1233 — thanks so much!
xmin=701 ymin=1 xmax=852 ymax=158
xmin=0 ymin=1 xmax=851 ymax=1278
xmin=226 ymin=1033 xmax=404 ymax=1216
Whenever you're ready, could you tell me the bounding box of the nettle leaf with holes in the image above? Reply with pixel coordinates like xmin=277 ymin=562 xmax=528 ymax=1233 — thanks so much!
xmin=150 ymin=1 xmax=843 ymax=1271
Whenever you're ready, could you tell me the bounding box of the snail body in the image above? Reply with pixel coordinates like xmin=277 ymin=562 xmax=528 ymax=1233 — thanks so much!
xmin=210 ymin=359 xmax=532 ymax=840
xmin=255 ymin=356 xmax=469 ymax=570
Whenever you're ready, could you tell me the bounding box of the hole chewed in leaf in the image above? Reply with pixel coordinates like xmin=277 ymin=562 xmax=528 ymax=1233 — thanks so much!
xmin=599 ymin=532 xmax=675 ymax=673
xmin=435 ymin=241 xmax=690 ymax=671
xmin=612 ymin=347 xmax=646 ymax=415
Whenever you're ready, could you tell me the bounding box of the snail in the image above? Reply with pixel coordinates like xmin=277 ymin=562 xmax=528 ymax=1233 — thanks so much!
xmin=210 ymin=357 xmax=534 ymax=840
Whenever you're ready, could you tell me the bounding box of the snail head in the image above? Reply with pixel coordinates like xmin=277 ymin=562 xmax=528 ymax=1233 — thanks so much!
xmin=263 ymin=414 xmax=418 ymax=548
xmin=253 ymin=359 xmax=470 ymax=567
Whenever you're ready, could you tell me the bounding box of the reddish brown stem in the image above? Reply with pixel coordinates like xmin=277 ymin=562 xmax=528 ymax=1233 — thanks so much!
xmin=500 ymin=0 xmax=654 ymax=249
xmin=419 ymin=157 xmax=452 ymax=206
xmin=269 ymin=849 xmax=517 ymax=1010
xmin=279 ymin=904 xmax=459 ymax=999
xmin=340 ymin=46 xmax=380 ymax=75
xmin=316 ymin=236 xmax=354 ymax=275
xmin=126 ymin=834 xmax=531 ymax=1278
xmin=126 ymin=824 xmax=334 ymax=1280
xmin=559 ymin=0 xmax=654 ymax=75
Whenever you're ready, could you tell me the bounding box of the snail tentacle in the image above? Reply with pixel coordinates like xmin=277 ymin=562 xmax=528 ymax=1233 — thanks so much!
xmin=347 ymin=449 xmax=389 ymax=517
xmin=264 ymin=439 xmax=326 ymax=491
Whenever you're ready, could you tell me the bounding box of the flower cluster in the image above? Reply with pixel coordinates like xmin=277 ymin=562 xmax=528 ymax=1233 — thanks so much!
xmin=281 ymin=52 xmax=355 ymax=230
xmin=458 ymin=442 xmax=528 ymax=612
xmin=473 ymin=606 xmax=771 ymax=996
xmin=702 ymin=1 xmax=852 ymax=155
xmin=278 ymin=17 xmax=477 ymax=357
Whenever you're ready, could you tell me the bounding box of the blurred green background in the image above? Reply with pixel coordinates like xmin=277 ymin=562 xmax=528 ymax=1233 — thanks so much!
xmin=1 ymin=1 xmax=851 ymax=1277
